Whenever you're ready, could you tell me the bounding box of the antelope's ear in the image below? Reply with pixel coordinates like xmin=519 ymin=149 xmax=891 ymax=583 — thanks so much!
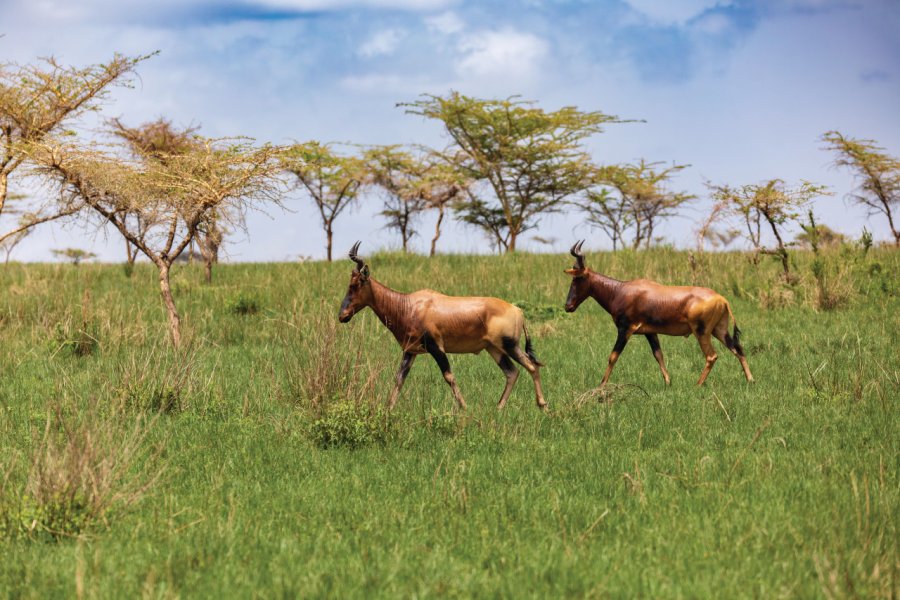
xmin=564 ymin=268 xmax=584 ymax=277
xmin=360 ymin=265 xmax=370 ymax=280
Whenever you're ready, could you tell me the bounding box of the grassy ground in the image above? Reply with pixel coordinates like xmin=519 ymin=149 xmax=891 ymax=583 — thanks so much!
xmin=0 ymin=248 xmax=897 ymax=598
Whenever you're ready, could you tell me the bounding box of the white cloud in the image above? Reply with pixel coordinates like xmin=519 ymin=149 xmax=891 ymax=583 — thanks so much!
xmin=425 ymin=11 xmax=464 ymax=35
xmin=691 ymin=12 xmax=734 ymax=35
xmin=623 ymin=0 xmax=732 ymax=26
xmin=252 ymin=0 xmax=453 ymax=10
xmin=456 ymin=29 xmax=549 ymax=81
xmin=358 ymin=28 xmax=405 ymax=57
xmin=340 ymin=72 xmax=432 ymax=94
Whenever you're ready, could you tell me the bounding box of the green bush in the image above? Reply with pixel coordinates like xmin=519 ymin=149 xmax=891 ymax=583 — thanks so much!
xmin=228 ymin=294 xmax=261 ymax=316
xmin=309 ymin=399 xmax=392 ymax=449
xmin=49 ymin=320 xmax=98 ymax=358
xmin=1 ymin=493 xmax=91 ymax=541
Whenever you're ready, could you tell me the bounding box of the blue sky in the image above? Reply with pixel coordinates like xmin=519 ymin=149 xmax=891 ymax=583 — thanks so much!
xmin=2 ymin=0 xmax=899 ymax=261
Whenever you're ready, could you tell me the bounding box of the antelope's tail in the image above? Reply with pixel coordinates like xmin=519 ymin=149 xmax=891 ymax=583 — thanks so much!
xmin=523 ymin=322 xmax=544 ymax=367
xmin=726 ymin=302 xmax=745 ymax=353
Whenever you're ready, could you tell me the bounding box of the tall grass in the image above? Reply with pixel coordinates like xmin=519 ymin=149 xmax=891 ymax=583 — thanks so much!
xmin=0 ymin=248 xmax=896 ymax=597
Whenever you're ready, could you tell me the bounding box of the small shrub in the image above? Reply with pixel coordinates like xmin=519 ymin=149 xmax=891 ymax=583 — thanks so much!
xmin=114 ymin=347 xmax=195 ymax=414
xmin=0 ymin=401 xmax=162 ymax=540
xmin=858 ymin=228 xmax=873 ymax=256
xmin=280 ymin=308 xmax=393 ymax=448
xmin=228 ymin=294 xmax=260 ymax=316
xmin=422 ymin=410 xmax=458 ymax=438
xmin=125 ymin=386 xmax=181 ymax=414
xmin=48 ymin=290 xmax=99 ymax=357
xmin=50 ymin=321 xmax=98 ymax=358
xmin=309 ymin=399 xmax=393 ymax=449
xmin=758 ymin=283 xmax=796 ymax=310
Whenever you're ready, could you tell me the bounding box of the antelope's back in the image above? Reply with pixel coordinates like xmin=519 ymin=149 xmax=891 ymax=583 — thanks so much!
xmin=412 ymin=291 xmax=522 ymax=347
xmin=622 ymin=280 xmax=728 ymax=333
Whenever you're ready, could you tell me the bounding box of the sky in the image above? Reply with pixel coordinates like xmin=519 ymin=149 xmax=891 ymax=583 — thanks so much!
xmin=2 ymin=0 xmax=899 ymax=262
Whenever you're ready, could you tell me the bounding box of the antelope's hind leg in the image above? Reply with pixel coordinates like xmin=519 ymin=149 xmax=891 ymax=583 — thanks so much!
xmin=645 ymin=333 xmax=671 ymax=385
xmin=422 ymin=333 xmax=467 ymax=410
xmin=502 ymin=338 xmax=547 ymax=410
xmin=388 ymin=352 xmax=416 ymax=410
xmin=487 ymin=346 xmax=519 ymax=409
xmin=695 ymin=331 xmax=718 ymax=385
xmin=713 ymin=320 xmax=754 ymax=382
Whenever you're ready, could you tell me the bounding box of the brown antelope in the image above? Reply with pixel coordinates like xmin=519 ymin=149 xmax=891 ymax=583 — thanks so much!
xmin=338 ymin=242 xmax=547 ymax=410
xmin=563 ymin=241 xmax=754 ymax=386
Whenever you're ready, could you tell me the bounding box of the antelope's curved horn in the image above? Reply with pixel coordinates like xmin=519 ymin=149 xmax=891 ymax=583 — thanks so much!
xmin=348 ymin=241 xmax=365 ymax=271
xmin=570 ymin=240 xmax=586 ymax=270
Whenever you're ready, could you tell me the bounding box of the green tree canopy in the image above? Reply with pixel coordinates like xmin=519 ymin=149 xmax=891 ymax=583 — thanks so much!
xmin=581 ymin=160 xmax=693 ymax=250
xmin=709 ymin=179 xmax=829 ymax=278
xmin=0 ymin=54 xmax=147 ymax=250
xmin=281 ymin=141 xmax=366 ymax=261
xmin=822 ymin=131 xmax=899 ymax=246
xmin=402 ymin=92 xmax=624 ymax=252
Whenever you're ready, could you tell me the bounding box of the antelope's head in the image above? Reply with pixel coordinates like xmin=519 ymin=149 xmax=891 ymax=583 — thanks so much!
xmin=338 ymin=241 xmax=373 ymax=323
xmin=564 ymin=240 xmax=590 ymax=312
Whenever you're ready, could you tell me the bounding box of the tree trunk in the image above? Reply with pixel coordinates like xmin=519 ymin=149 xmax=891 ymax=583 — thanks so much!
xmin=430 ymin=205 xmax=444 ymax=257
xmin=326 ymin=224 xmax=333 ymax=262
xmin=0 ymin=172 xmax=8 ymax=217
xmin=158 ymin=262 xmax=182 ymax=349
xmin=763 ymin=213 xmax=791 ymax=277
xmin=507 ymin=230 xmax=517 ymax=253
xmin=886 ymin=207 xmax=899 ymax=247
xmin=204 ymin=258 xmax=213 ymax=284
xmin=401 ymin=222 xmax=409 ymax=252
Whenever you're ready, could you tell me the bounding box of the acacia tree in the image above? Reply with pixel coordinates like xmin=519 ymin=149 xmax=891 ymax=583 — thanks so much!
xmin=402 ymin=92 xmax=622 ymax=252
xmin=410 ymin=151 xmax=471 ymax=256
xmin=30 ymin=137 xmax=284 ymax=347
xmin=709 ymin=179 xmax=828 ymax=278
xmin=280 ymin=142 xmax=366 ymax=261
xmin=576 ymin=161 xmax=692 ymax=250
xmin=0 ymin=54 xmax=144 ymax=249
xmin=576 ymin=186 xmax=632 ymax=251
xmin=109 ymin=117 xmax=228 ymax=282
xmin=363 ymin=145 xmax=428 ymax=252
xmin=51 ymin=248 xmax=96 ymax=265
xmin=822 ymin=131 xmax=899 ymax=246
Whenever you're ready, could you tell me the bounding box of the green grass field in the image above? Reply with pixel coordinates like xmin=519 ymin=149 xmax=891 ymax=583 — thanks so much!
xmin=1 ymin=248 xmax=897 ymax=598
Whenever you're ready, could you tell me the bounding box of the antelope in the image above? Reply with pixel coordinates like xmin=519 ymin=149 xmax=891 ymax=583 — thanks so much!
xmin=563 ymin=241 xmax=754 ymax=386
xmin=338 ymin=242 xmax=547 ymax=410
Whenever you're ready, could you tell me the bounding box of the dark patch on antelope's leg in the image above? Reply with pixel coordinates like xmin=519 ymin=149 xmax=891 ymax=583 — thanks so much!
xmin=387 ymin=352 xmax=416 ymax=410
xmin=646 ymin=334 xmax=671 ymax=385
xmin=422 ymin=332 xmax=467 ymax=410
xmin=490 ymin=348 xmax=519 ymax=409
xmin=718 ymin=331 xmax=754 ymax=383
xmin=501 ymin=336 xmax=518 ymax=353
xmin=723 ymin=333 xmax=736 ymax=350
xmin=695 ymin=320 xmax=706 ymax=336
xmin=600 ymin=325 xmax=631 ymax=386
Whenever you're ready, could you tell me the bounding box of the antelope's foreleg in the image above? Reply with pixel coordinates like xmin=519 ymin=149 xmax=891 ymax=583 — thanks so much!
xmin=388 ymin=352 xmax=416 ymax=410
xmin=423 ymin=333 xmax=467 ymax=410
xmin=488 ymin=347 xmax=519 ymax=409
xmin=600 ymin=326 xmax=632 ymax=386
xmin=646 ymin=334 xmax=671 ymax=385
xmin=695 ymin=334 xmax=718 ymax=385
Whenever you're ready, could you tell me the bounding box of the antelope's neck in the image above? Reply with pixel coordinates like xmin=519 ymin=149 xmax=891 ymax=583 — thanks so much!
xmin=369 ymin=280 xmax=413 ymax=335
xmin=588 ymin=271 xmax=623 ymax=314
